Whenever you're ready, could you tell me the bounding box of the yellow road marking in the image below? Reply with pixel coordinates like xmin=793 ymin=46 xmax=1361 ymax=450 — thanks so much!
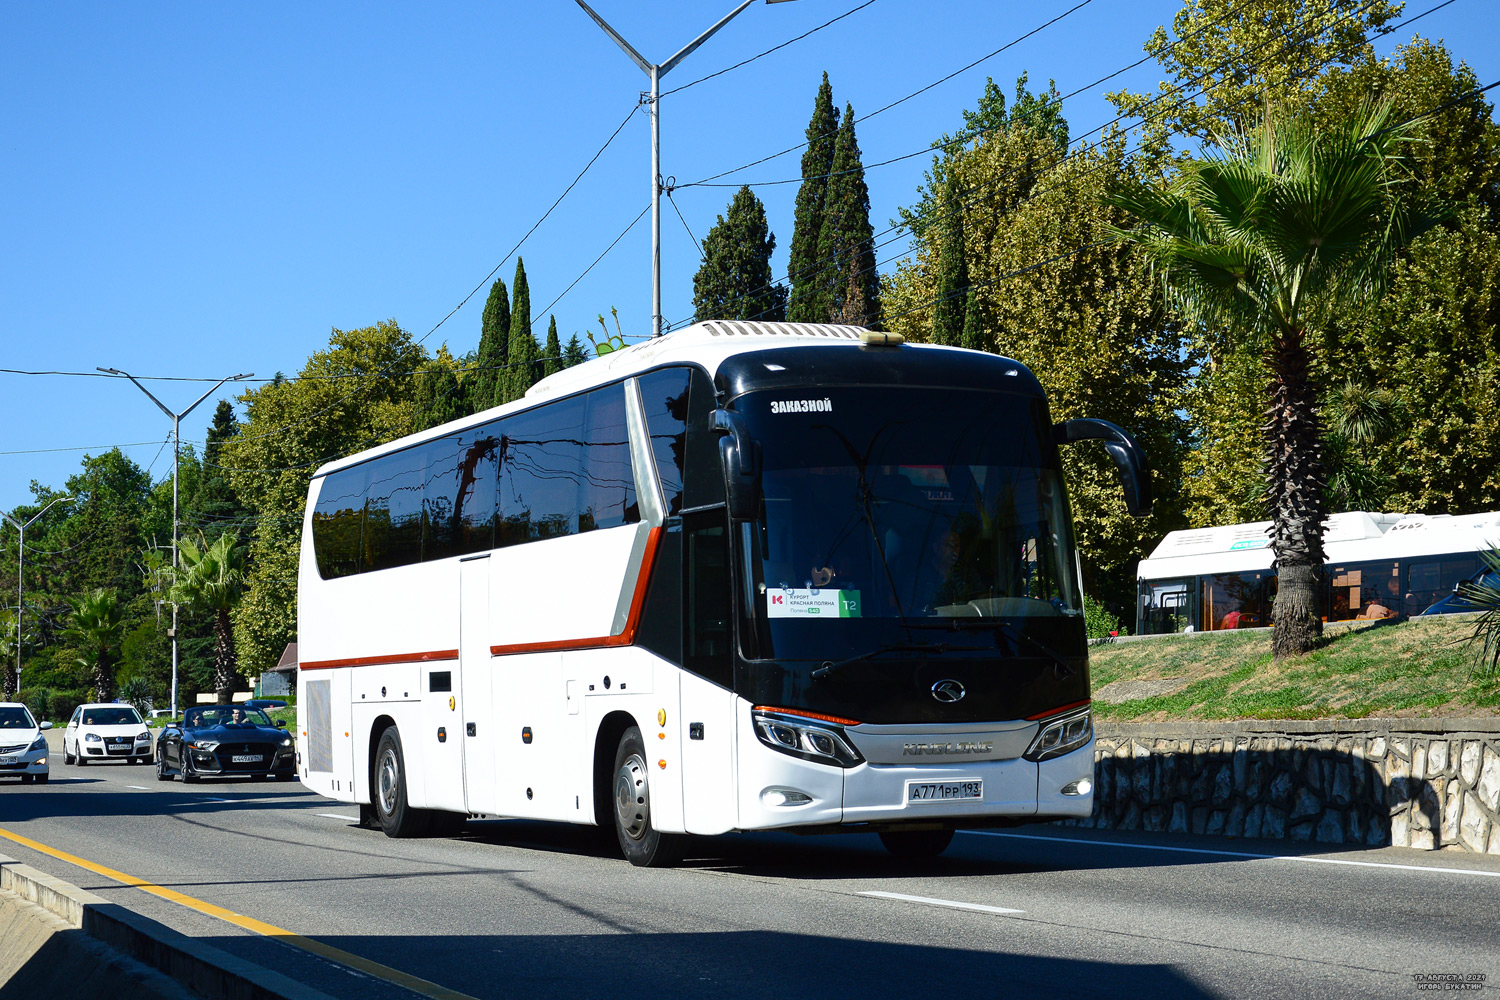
xmin=0 ymin=825 xmax=477 ymax=1000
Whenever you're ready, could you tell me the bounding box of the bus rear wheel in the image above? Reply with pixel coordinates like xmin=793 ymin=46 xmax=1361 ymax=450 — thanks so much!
xmin=612 ymin=726 xmax=682 ymax=867
xmin=373 ymin=728 xmax=430 ymax=838
xmin=879 ymin=829 xmax=954 ymax=859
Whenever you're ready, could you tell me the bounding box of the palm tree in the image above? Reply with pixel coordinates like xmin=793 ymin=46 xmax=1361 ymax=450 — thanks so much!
xmin=0 ymin=611 xmax=17 ymax=700
xmin=171 ymin=532 xmax=248 ymax=704
xmin=62 ymin=589 xmax=126 ymax=702
xmin=1104 ymin=101 xmax=1434 ymax=658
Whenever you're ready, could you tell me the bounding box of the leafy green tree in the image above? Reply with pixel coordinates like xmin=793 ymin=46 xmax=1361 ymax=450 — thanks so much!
xmin=222 ymin=320 xmax=427 ymax=676
xmin=469 ymin=277 xmax=510 ymax=412
xmin=0 ymin=611 xmax=15 ymax=699
xmin=1104 ymin=102 xmax=1434 ymax=657
xmin=692 ymin=185 xmax=787 ymax=323
xmin=787 ymin=73 xmax=840 ymax=323
xmin=1105 ymin=0 xmax=1403 ymax=147
xmin=542 ymin=317 xmax=563 ymax=380
xmin=413 ymin=345 xmax=468 ymax=429
xmin=502 ymin=259 xmax=539 ymax=404
xmin=814 ymin=103 xmax=881 ymax=326
xmin=171 ymin=531 xmax=247 ymax=704
xmin=930 ymin=173 xmax=968 ymax=346
xmin=61 ymin=588 xmax=125 ymax=702
xmin=900 ymin=74 xmax=1068 ymax=241
xmin=563 ymin=334 xmax=590 ymax=368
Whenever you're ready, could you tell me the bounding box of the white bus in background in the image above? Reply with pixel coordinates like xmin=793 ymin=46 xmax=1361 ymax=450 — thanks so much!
xmin=297 ymin=320 xmax=1150 ymax=865
xmin=1136 ymin=509 xmax=1500 ymax=635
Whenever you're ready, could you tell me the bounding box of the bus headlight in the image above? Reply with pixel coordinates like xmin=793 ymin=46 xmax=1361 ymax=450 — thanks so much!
xmin=1023 ymin=707 xmax=1092 ymax=762
xmin=752 ymin=708 xmax=863 ymax=768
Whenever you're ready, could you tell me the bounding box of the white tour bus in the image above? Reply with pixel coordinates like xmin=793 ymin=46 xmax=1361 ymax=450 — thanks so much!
xmin=1137 ymin=509 xmax=1500 ymax=635
xmin=297 ymin=320 xmax=1150 ymax=864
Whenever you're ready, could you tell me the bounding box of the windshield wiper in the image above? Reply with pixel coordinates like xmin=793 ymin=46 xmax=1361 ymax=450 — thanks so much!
xmin=811 ymin=640 xmax=986 ymax=680
xmin=908 ymin=618 xmax=1076 ymax=679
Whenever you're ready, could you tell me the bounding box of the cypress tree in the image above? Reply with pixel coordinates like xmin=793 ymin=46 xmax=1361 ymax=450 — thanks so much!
xmin=960 ymin=285 xmax=984 ymax=352
xmin=931 ymin=173 xmax=968 ymax=345
xmin=692 ymin=185 xmax=787 ymax=323
xmin=413 ymin=360 xmax=465 ymax=430
xmin=502 ymin=259 xmax=537 ymax=403
xmin=815 ymin=103 xmax=881 ymax=327
xmin=470 ymin=277 xmax=510 ymax=411
xmin=786 ymin=73 xmax=840 ymax=323
xmin=563 ymin=334 xmax=589 ymax=367
xmin=542 ymin=316 xmax=563 ymax=379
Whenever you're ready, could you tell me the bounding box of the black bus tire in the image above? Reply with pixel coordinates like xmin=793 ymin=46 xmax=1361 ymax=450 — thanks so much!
xmin=612 ymin=726 xmax=683 ymax=867
xmin=373 ymin=727 xmax=431 ymax=838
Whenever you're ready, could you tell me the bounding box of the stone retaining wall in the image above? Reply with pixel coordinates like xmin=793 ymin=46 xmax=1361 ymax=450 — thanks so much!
xmin=1078 ymin=720 xmax=1500 ymax=853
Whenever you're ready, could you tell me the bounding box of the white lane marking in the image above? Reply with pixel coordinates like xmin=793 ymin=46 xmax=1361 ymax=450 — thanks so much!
xmin=317 ymin=813 xmax=360 ymax=822
xmin=126 ymin=785 xmax=148 ymax=790
xmin=860 ymin=891 xmax=1024 ymax=915
xmin=961 ymin=830 xmax=1500 ymax=878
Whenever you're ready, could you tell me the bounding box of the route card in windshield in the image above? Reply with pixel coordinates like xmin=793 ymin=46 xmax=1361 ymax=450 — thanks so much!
xmin=766 ymin=588 xmax=862 ymax=618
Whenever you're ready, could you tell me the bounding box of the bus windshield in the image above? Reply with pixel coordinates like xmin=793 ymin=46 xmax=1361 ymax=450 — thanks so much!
xmin=737 ymin=386 xmax=1082 ymax=661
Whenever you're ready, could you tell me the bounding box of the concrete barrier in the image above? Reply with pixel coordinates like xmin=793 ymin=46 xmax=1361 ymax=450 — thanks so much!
xmin=0 ymin=853 xmax=338 ymax=1000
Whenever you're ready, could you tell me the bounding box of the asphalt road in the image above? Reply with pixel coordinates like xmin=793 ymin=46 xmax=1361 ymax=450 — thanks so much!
xmin=2 ymin=732 xmax=1498 ymax=1000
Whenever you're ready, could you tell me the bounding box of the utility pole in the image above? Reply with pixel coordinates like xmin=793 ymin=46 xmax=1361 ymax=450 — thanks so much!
xmin=100 ymin=368 xmax=253 ymax=716
xmin=575 ymin=0 xmax=798 ymax=338
xmin=2 ymin=496 xmax=74 ymax=698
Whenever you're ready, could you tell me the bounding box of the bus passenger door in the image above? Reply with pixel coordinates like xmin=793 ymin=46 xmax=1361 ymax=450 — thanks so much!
xmin=461 ymin=554 xmax=497 ymax=814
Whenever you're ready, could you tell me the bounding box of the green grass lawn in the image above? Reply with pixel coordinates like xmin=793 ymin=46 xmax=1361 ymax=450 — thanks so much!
xmin=1088 ymin=614 xmax=1500 ymax=721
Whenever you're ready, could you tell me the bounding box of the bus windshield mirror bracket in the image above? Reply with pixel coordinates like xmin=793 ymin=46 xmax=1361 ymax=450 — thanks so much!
xmin=1053 ymin=418 xmax=1153 ymax=517
xmin=713 ymin=409 xmax=762 ymax=521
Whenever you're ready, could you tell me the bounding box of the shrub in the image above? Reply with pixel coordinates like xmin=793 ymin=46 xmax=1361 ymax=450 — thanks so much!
xmin=1084 ymin=598 xmax=1126 ymax=640
xmin=49 ymin=689 xmax=89 ymax=722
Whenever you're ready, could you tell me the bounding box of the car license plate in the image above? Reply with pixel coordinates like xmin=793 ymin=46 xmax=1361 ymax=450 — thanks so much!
xmin=0 ymin=756 xmax=15 ymax=765
xmin=231 ymin=754 xmax=263 ymax=763
xmin=906 ymin=779 xmax=982 ymax=802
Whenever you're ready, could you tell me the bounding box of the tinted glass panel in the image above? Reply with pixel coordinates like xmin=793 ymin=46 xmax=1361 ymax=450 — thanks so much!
xmin=581 ymin=385 xmax=638 ymax=532
xmin=424 ymin=427 xmax=499 ymax=560
xmin=1199 ymin=571 xmax=1270 ymax=630
xmin=312 ymin=466 xmax=367 ymax=579
xmin=1138 ymin=578 xmax=1194 ymax=634
xmin=685 ymin=510 xmax=732 ymax=686
xmin=1327 ymin=560 xmax=1400 ymax=621
xmin=500 ymin=394 xmax=586 ymax=546
xmin=363 ymin=446 xmax=425 ymax=570
xmin=638 ymin=368 xmax=690 ymax=515
xmin=683 ymin=368 xmax=724 ymax=509
xmin=1405 ymin=554 xmax=1481 ymax=615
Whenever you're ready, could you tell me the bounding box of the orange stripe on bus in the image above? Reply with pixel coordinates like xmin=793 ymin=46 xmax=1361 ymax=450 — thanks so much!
xmin=300 ymin=649 xmax=459 ymax=671
xmin=1025 ymin=699 xmax=1091 ymax=721
xmin=490 ymin=525 xmax=663 ymax=657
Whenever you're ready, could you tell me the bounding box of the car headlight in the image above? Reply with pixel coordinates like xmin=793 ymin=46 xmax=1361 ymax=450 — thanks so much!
xmin=1023 ymin=706 xmax=1093 ymax=762
xmin=189 ymin=741 xmax=219 ymax=751
xmin=280 ymin=737 xmax=292 ymax=747
xmin=84 ymin=733 xmax=102 ymax=742
xmin=29 ymin=735 xmax=47 ymax=753
xmin=136 ymin=731 xmax=150 ymax=742
xmin=752 ymin=707 xmax=864 ymax=768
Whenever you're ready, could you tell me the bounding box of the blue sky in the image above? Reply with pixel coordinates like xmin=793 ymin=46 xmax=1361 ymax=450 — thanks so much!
xmin=3 ymin=0 xmax=1497 ymax=515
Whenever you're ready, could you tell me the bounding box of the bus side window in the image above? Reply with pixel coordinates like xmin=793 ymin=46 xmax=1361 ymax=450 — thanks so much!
xmin=311 ymin=465 xmax=367 ymax=579
xmin=581 ymin=384 xmax=639 ymax=531
xmin=638 ymin=368 xmax=691 ymax=515
xmin=684 ymin=509 xmax=732 ymax=687
xmin=683 ymin=368 xmax=725 ymax=510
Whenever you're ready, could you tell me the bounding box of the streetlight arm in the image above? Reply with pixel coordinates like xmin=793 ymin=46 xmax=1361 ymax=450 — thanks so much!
xmin=100 ymin=368 xmax=175 ymax=419
xmin=0 ymin=512 xmax=18 ymax=532
xmin=25 ymin=496 xmax=74 ymax=530
xmin=575 ymin=0 xmax=652 ymax=75
xmin=660 ymin=0 xmax=757 ymax=76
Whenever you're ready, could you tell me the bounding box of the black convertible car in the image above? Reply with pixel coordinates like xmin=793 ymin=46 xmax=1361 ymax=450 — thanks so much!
xmin=156 ymin=705 xmax=296 ymax=782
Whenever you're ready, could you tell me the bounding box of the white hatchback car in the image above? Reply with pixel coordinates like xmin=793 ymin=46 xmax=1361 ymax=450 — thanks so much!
xmin=64 ymin=703 xmax=153 ymax=765
xmin=0 ymin=702 xmax=52 ymax=784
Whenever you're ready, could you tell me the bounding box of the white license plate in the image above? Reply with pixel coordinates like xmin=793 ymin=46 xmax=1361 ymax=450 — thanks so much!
xmin=0 ymin=756 xmax=15 ymax=765
xmin=231 ymin=754 xmax=263 ymax=763
xmin=906 ymin=779 xmax=982 ymax=802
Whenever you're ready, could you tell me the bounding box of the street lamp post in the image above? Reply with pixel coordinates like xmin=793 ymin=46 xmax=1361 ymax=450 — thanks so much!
xmin=2 ymin=496 xmax=75 ymax=698
xmin=99 ymin=368 xmax=253 ymax=716
xmin=575 ymin=0 xmax=797 ymax=338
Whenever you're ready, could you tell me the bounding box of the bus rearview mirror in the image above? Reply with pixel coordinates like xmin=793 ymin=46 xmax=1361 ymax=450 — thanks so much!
xmin=712 ymin=409 xmax=762 ymax=521
xmin=1054 ymin=418 xmax=1153 ymax=517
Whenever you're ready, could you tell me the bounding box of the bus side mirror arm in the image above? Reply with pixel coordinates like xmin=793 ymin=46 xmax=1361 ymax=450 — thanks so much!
xmin=1053 ymin=418 xmax=1153 ymax=517
xmin=713 ymin=409 xmax=762 ymax=521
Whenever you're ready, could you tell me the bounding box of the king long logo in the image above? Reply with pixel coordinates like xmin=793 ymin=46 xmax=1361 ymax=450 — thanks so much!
xmin=903 ymin=741 xmax=994 ymax=756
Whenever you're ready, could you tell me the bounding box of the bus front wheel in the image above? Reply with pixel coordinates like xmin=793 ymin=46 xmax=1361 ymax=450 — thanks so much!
xmin=612 ymin=726 xmax=682 ymax=867
xmin=373 ymin=728 xmax=430 ymax=838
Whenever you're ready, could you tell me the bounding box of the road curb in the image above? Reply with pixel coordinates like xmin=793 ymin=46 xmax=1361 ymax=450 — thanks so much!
xmin=0 ymin=853 xmax=339 ymax=1000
